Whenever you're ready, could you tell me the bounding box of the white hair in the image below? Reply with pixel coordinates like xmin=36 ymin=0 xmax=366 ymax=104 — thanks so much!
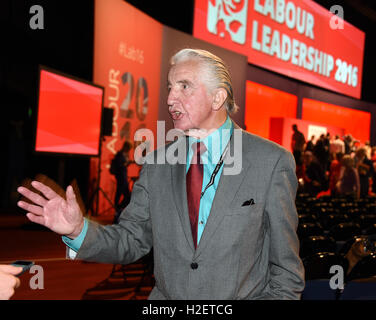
xmin=170 ymin=48 xmax=238 ymax=114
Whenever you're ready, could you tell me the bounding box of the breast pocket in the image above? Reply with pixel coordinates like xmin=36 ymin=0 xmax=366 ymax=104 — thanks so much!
xmin=222 ymin=203 xmax=265 ymax=239
xmin=225 ymin=203 xmax=263 ymax=216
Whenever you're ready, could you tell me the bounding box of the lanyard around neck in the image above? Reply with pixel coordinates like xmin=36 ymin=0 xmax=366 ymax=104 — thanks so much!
xmin=200 ymin=138 xmax=231 ymax=199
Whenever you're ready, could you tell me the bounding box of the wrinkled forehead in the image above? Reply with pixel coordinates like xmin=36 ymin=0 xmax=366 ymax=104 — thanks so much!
xmin=168 ymin=59 xmax=206 ymax=85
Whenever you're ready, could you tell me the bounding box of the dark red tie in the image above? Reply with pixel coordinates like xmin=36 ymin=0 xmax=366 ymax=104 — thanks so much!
xmin=186 ymin=142 xmax=206 ymax=249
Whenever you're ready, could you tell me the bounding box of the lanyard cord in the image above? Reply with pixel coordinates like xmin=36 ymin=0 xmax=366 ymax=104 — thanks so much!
xmin=200 ymin=139 xmax=231 ymax=199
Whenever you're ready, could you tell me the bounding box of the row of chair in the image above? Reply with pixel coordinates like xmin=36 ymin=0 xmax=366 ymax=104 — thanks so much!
xmin=303 ymin=250 xmax=376 ymax=282
xmin=296 ymin=194 xmax=376 ymax=286
xmin=297 ymin=194 xmax=376 ymax=211
xmin=298 ymin=212 xmax=376 ymax=230
xmin=298 ymin=221 xmax=376 ymax=241
xmin=296 ymin=194 xmax=376 ymax=242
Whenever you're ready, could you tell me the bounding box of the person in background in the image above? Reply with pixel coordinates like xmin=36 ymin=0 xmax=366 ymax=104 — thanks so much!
xmin=371 ymin=147 xmax=376 ymax=162
xmin=371 ymin=147 xmax=376 ymax=195
xmin=0 ymin=265 xmax=22 ymax=300
xmin=329 ymin=152 xmax=343 ymax=196
xmin=110 ymin=141 xmax=133 ymax=223
xmin=313 ymin=134 xmax=326 ymax=171
xmin=364 ymin=141 xmax=372 ymax=160
xmin=344 ymin=134 xmax=353 ymax=155
xmin=354 ymin=148 xmax=373 ymax=198
xmin=302 ymin=151 xmax=326 ymax=197
xmin=323 ymin=133 xmax=331 ymax=172
xmin=291 ymin=124 xmax=306 ymax=167
xmin=305 ymin=135 xmax=315 ymax=152
xmin=330 ymin=135 xmax=345 ymax=155
xmin=345 ymin=237 xmax=374 ymax=277
xmin=336 ymin=155 xmax=360 ymax=199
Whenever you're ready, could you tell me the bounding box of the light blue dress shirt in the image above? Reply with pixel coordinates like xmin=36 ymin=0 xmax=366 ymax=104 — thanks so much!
xmin=186 ymin=116 xmax=233 ymax=245
xmin=63 ymin=116 xmax=233 ymax=252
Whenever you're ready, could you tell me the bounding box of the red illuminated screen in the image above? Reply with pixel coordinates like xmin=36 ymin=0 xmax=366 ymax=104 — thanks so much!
xmin=35 ymin=69 xmax=104 ymax=155
xmin=302 ymin=98 xmax=371 ymax=144
xmin=245 ymin=81 xmax=297 ymax=139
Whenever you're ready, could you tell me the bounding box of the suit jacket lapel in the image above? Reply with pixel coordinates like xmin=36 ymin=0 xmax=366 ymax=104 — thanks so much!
xmin=195 ymin=128 xmax=251 ymax=257
xmin=169 ymin=136 xmax=195 ymax=252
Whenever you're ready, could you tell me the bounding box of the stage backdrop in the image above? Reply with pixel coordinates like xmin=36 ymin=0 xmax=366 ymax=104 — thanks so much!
xmin=194 ymin=0 xmax=365 ymax=99
xmin=244 ymin=80 xmax=297 ymax=139
xmin=269 ymin=117 xmax=345 ymax=152
xmin=91 ymin=0 xmax=162 ymax=216
xmin=302 ymin=98 xmax=371 ymax=144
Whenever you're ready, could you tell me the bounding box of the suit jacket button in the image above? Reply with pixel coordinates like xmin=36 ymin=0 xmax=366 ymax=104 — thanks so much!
xmin=190 ymin=262 xmax=198 ymax=270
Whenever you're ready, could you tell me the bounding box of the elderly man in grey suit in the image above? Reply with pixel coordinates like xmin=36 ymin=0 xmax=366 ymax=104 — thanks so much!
xmin=17 ymin=49 xmax=304 ymax=299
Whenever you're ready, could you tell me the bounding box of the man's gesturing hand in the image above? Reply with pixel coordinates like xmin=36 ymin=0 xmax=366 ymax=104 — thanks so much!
xmin=0 ymin=265 xmax=22 ymax=300
xmin=17 ymin=181 xmax=84 ymax=239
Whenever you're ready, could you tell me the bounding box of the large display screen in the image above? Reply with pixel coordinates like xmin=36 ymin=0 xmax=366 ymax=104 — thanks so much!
xmin=194 ymin=0 xmax=365 ymax=99
xmin=35 ymin=68 xmax=104 ymax=156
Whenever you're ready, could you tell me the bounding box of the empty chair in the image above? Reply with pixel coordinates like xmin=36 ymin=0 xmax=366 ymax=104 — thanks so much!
xmin=317 ymin=201 xmax=330 ymax=209
xmin=296 ymin=193 xmax=310 ymax=202
xmin=331 ymin=198 xmax=347 ymax=210
xmin=355 ymin=198 xmax=366 ymax=208
xmin=318 ymin=195 xmax=332 ymax=203
xmin=296 ymin=205 xmax=304 ymax=214
xmin=357 ymin=214 xmax=376 ymax=230
xmin=319 ymin=213 xmax=350 ymax=230
xmin=317 ymin=206 xmax=335 ymax=216
xmin=363 ymin=223 xmax=376 ymax=236
xmin=346 ymin=207 xmax=362 ymax=220
xmin=297 ymin=222 xmax=324 ymax=240
xmin=329 ymin=222 xmax=362 ymax=242
xmin=303 ymin=252 xmax=349 ymax=281
xmin=297 ymin=206 xmax=312 ymax=215
xmin=365 ymin=203 xmax=376 ymax=215
xmin=300 ymin=235 xmax=337 ymax=259
xmin=298 ymin=214 xmax=317 ymax=224
xmin=336 ymin=202 xmax=354 ymax=216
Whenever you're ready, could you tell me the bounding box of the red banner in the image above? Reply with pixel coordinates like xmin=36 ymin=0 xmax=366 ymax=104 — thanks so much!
xmin=91 ymin=0 xmax=162 ymax=216
xmin=194 ymin=0 xmax=365 ymax=99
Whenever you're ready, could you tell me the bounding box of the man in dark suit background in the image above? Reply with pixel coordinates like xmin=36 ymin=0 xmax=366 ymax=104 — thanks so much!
xmin=111 ymin=140 xmax=132 ymax=222
xmin=17 ymin=49 xmax=304 ymax=299
xmin=291 ymin=124 xmax=306 ymax=167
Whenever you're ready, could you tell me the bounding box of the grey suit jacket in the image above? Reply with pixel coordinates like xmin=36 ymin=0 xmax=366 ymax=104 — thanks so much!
xmin=75 ymin=125 xmax=305 ymax=299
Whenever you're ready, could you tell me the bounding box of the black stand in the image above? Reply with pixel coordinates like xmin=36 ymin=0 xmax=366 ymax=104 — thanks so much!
xmin=87 ymin=136 xmax=116 ymax=217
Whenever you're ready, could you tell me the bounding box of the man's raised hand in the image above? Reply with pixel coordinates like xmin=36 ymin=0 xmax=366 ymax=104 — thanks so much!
xmin=17 ymin=181 xmax=84 ymax=239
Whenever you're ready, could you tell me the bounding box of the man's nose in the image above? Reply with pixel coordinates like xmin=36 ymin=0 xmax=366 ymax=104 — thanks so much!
xmin=167 ymin=88 xmax=177 ymax=107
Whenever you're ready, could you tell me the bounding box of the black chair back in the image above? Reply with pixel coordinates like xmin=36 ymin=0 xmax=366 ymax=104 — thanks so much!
xmin=303 ymin=252 xmax=349 ymax=280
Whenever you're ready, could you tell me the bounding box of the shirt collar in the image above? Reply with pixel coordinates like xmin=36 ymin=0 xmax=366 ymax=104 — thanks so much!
xmin=188 ymin=116 xmax=233 ymax=164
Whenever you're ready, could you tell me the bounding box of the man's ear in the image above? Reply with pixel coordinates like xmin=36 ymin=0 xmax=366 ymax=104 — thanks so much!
xmin=212 ymin=88 xmax=227 ymax=111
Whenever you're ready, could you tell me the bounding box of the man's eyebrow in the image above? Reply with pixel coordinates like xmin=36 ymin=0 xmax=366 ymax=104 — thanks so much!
xmin=177 ymin=79 xmax=193 ymax=86
xmin=167 ymin=79 xmax=194 ymax=88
